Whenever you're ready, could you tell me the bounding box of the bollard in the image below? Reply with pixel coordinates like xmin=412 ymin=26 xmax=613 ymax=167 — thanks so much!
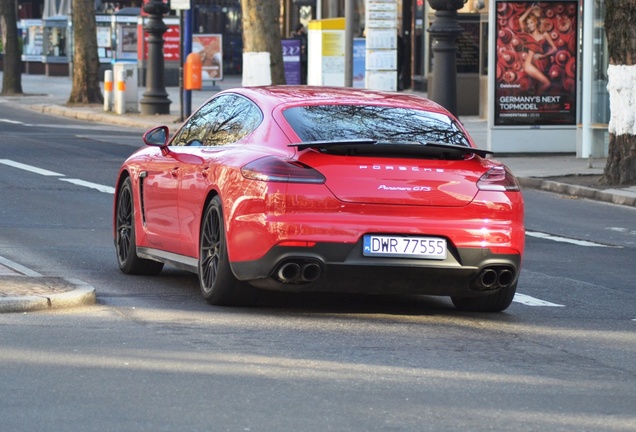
xmin=114 ymin=69 xmax=126 ymax=115
xmin=104 ymin=70 xmax=113 ymax=112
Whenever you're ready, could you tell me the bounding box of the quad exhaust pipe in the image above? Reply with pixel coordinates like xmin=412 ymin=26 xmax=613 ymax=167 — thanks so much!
xmin=473 ymin=266 xmax=516 ymax=291
xmin=277 ymin=262 xmax=301 ymax=282
xmin=275 ymin=260 xmax=323 ymax=284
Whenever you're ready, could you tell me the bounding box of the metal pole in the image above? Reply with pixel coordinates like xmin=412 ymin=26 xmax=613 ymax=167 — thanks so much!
xmin=344 ymin=0 xmax=354 ymax=87
xmin=184 ymin=5 xmax=193 ymax=118
xmin=139 ymin=0 xmax=171 ymax=115
xmin=581 ymin=0 xmax=593 ymax=158
xmin=427 ymin=0 xmax=465 ymax=116
xmin=179 ymin=10 xmax=184 ymax=121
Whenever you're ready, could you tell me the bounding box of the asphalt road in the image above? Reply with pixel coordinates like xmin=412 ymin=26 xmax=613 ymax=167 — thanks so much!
xmin=1 ymin=105 xmax=635 ymax=432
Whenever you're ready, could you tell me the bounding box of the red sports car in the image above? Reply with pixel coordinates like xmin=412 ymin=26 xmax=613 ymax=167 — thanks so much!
xmin=114 ymin=86 xmax=524 ymax=312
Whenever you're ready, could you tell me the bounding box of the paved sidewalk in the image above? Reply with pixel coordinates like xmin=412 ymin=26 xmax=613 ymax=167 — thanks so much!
xmin=1 ymin=72 xmax=635 ymax=312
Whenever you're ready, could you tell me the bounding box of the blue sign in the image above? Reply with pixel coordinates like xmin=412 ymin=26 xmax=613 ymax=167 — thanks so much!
xmin=353 ymin=38 xmax=366 ymax=88
xmin=282 ymin=38 xmax=302 ymax=85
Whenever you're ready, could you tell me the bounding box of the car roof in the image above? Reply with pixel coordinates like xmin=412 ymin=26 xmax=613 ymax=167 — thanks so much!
xmin=217 ymin=85 xmax=452 ymax=115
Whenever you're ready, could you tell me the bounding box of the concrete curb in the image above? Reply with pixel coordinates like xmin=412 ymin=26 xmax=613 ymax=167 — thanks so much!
xmin=0 ymin=277 xmax=96 ymax=313
xmin=518 ymin=178 xmax=636 ymax=207
xmin=29 ymin=103 xmax=183 ymax=129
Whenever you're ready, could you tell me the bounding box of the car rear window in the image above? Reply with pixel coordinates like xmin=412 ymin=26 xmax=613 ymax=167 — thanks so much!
xmin=282 ymin=105 xmax=470 ymax=146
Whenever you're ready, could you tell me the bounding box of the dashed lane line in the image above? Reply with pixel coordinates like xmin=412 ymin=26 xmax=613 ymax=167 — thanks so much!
xmin=59 ymin=178 xmax=116 ymax=194
xmin=526 ymin=230 xmax=619 ymax=248
xmin=0 ymin=159 xmax=64 ymax=177
xmin=0 ymin=159 xmax=114 ymax=194
xmin=513 ymin=293 xmax=564 ymax=307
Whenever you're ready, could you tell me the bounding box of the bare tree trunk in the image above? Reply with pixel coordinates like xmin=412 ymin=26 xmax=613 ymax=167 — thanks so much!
xmin=603 ymin=0 xmax=636 ymax=185
xmin=68 ymin=0 xmax=103 ymax=104
xmin=0 ymin=0 xmax=23 ymax=95
xmin=241 ymin=0 xmax=286 ymax=85
xmin=604 ymin=134 xmax=636 ymax=184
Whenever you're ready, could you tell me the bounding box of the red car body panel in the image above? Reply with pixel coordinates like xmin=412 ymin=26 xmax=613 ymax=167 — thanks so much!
xmin=115 ymin=86 xmax=525 ymax=303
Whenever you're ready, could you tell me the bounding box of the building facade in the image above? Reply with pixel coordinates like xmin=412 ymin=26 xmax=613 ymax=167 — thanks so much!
xmin=11 ymin=0 xmax=610 ymax=156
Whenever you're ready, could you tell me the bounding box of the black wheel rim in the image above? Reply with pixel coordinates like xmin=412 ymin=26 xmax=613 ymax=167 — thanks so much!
xmin=200 ymin=204 xmax=221 ymax=294
xmin=116 ymin=184 xmax=133 ymax=264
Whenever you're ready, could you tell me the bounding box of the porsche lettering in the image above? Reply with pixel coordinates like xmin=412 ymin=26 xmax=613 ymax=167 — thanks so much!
xmin=360 ymin=165 xmax=445 ymax=172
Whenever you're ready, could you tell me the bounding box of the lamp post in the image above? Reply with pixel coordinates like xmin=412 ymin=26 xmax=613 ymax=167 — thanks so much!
xmin=427 ymin=0 xmax=466 ymax=117
xmin=140 ymin=0 xmax=171 ymax=115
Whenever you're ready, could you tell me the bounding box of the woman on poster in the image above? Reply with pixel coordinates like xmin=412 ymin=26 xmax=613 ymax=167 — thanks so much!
xmin=517 ymin=4 xmax=557 ymax=92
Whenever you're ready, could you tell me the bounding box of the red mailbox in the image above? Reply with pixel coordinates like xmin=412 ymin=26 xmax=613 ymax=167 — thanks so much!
xmin=184 ymin=52 xmax=202 ymax=90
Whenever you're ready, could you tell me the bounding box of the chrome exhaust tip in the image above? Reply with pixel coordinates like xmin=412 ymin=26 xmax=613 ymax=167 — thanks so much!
xmin=473 ymin=266 xmax=516 ymax=291
xmin=277 ymin=262 xmax=301 ymax=282
xmin=479 ymin=268 xmax=498 ymax=289
xmin=301 ymin=263 xmax=321 ymax=282
xmin=497 ymin=269 xmax=514 ymax=288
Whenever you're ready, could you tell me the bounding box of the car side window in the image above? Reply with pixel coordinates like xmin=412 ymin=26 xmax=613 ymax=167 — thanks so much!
xmin=170 ymin=94 xmax=263 ymax=146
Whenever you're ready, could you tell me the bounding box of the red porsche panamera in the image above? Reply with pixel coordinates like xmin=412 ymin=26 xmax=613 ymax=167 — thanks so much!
xmin=114 ymin=86 xmax=524 ymax=312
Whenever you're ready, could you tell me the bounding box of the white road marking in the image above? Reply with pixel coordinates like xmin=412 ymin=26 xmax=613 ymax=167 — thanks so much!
xmin=1 ymin=119 xmax=124 ymax=131
xmin=59 ymin=178 xmax=115 ymax=194
xmin=607 ymin=227 xmax=636 ymax=236
xmin=526 ymin=230 xmax=615 ymax=247
xmin=513 ymin=293 xmax=564 ymax=307
xmin=0 ymin=159 xmax=114 ymax=194
xmin=0 ymin=255 xmax=43 ymax=277
xmin=0 ymin=159 xmax=64 ymax=176
xmin=607 ymin=227 xmax=628 ymax=233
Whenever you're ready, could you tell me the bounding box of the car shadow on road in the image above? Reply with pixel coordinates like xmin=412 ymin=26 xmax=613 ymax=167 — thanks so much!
xmin=106 ymin=268 xmax=521 ymax=319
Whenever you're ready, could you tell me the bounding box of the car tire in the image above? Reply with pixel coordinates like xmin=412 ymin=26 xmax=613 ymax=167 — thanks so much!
xmin=115 ymin=177 xmax=164 ymax=275
xmin=199 ymin=196 xmax=258 ymax=306
xmin=451 ymin=283 xmax=517 ymax=313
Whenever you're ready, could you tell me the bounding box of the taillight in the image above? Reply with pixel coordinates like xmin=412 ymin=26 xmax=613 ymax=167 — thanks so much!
xmin=477 ymin=166 xmax=520 ymax=191
xmin=241 ymin=156 xmax=326 ymax=184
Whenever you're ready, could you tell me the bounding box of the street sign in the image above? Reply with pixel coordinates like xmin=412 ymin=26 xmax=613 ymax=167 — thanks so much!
xmin=170 ymin=0 xmax=191 ymax=10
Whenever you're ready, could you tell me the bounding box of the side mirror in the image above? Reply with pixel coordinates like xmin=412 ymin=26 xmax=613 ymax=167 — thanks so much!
xmin=143 ymin=126 xmax=170 ymax=147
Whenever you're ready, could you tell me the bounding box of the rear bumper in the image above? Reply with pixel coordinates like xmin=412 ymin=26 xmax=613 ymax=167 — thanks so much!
xmin=231 ymin=240 xmax=522 ymax=297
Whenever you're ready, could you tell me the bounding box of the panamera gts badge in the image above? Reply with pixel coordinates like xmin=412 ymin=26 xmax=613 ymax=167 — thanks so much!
xmin=378 ymin=185 xmax=432 ymax=192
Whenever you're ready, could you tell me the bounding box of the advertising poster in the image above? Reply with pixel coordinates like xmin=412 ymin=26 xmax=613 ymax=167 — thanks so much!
xmin=494 ymin=1 xmax=578 ymax=126
xmin=365 ymin=0 xmax=397 ymax=91
xmin=353 ymin=38 xmax=366 ymax=88
xmin=282 ymin=38 xmax=301 ymax=85
xmin=97 ymin=25 xmax=112 ymax=59
xmin=193 ymin=34 xmax=223 ymax=80
xmin=21 ymin=20 xmax=44 ymax=61
xmin=138 ymin=18 xmax=180 ymax=62
xmin=121 ymin=25 xmax=137 ymax=53
xmin=163 ymin=23 xmax=181 ymax=61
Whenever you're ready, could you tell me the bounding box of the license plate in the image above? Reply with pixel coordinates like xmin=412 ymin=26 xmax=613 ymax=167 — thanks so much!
xmin=363 ymin=235 xmax=447 ymax=259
